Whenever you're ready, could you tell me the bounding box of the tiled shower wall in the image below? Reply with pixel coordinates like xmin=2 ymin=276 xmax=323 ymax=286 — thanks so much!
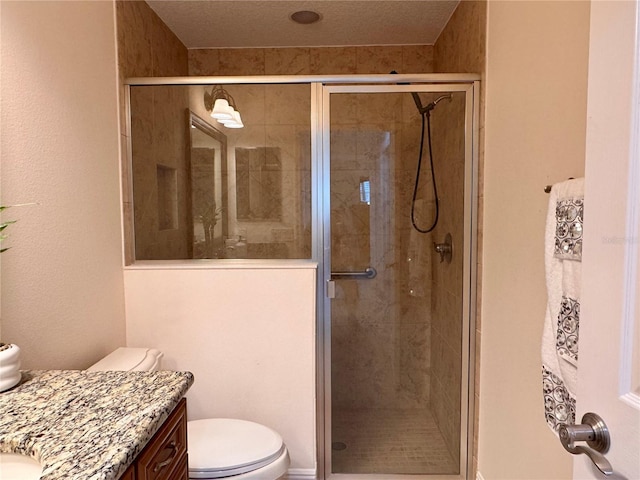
xmin=130 ymin=85 xmax=191 ymax=260
xmin=427 ymin=91 xmax=466 ymax=463
xmin=329 ymin=92 xmax=435 ymax=410
xmin=434 ymin=0 xmax=487 ymax=472
xmin=116 ymin=0 xmax=188 ymax=262
xmin=188 ymin=46 xmax=434 ymax=76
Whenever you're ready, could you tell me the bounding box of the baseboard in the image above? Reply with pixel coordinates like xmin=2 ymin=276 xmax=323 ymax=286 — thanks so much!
xmin=477 ymin=470 xmax=486 ymax=480
xmin=284 ymin=468 xmax=317 ymax=480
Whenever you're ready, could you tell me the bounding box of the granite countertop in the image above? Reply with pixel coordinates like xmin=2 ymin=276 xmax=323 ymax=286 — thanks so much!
xmin=0 ymin=369 xmax=194 ymax=480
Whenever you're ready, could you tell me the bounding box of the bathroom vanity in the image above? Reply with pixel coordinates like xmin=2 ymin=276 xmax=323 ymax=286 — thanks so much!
xmin=0 ymin=369 xmax=193 ymax=479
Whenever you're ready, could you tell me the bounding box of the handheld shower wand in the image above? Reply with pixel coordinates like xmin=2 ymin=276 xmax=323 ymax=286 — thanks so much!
xmin=388 ymin=72 xmax=452 ymax=233
xmin=410 ymin=92 xmax=452 ymax=233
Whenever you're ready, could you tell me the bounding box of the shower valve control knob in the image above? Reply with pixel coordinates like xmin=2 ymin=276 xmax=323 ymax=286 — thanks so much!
xmin=434 ymin=233 xmax=453 ymax=263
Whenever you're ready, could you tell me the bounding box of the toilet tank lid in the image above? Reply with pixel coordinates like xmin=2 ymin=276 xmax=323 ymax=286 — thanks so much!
xmin=87 ymin=347 xmax=163 ymax=372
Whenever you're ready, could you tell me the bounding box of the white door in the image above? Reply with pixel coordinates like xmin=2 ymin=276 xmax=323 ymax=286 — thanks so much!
xmin=575 ymin=1 xmax=640 ymax=478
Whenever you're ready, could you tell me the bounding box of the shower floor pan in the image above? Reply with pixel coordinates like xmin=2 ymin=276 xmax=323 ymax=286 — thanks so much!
xmin=331 ymin=407 xmax=457 ymax=475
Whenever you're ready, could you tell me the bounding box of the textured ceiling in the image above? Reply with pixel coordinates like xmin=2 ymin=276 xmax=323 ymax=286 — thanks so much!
xmin=145 ymin=1 xmax=460 ymax=49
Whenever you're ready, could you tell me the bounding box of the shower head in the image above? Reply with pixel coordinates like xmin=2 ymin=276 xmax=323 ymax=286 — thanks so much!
xmin=387 ymin=72 xmax=452 ymax=116
xmin=431 ymin=94 xmax=453 ymax=108
xmin=412 ymin=93 xmax=452 ymax=116
xmin=412 ymin=93 xmax=452 ymax=115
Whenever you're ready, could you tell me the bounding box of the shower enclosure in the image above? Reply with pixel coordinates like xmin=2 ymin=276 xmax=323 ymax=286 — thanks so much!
xmin=319 ymin=80 xmax=477 ymax=479
xmin=125 ymin=74 xmax=478 ymax=480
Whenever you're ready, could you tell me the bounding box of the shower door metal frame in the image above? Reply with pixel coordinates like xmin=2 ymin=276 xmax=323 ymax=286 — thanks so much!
xmin=315 ymin=78 xmax=479 ymax=480
xmin=123 ymin=73 xmax=479 ymax=480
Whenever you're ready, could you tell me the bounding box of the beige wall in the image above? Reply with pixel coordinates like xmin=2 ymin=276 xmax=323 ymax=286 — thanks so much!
xmin=0 ymin=1 xmax=125 ymax=368
xmin=123 ymin=265 xmax=317 ymax=475
xmin=479 ymin=1 xmax=590 ymax=479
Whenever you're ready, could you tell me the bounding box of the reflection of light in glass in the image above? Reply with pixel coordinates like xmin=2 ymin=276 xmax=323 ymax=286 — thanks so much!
xmin=382 ymin=132 xmax=391 ymax=149
xmin=204 ymin=86 xmax=244 ymax=128
xmin=360 ymin=179 xmax=371 ymax=205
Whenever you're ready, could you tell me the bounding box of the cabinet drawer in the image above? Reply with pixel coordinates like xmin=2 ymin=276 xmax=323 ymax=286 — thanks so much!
xmin=136 ymin=398 xmax=187 ymax=480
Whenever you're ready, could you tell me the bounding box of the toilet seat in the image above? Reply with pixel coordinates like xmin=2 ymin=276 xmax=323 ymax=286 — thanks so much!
xmin=188 ymin=418 xmax=287 ymax=479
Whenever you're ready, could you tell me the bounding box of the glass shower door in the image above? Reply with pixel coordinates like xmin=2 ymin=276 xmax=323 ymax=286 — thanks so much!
xmin=325 ymin=86 xmax=472 ymax=478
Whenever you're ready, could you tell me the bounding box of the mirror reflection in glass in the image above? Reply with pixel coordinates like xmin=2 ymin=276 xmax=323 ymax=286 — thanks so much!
xmin=128 ymin=84 xmax=312 ymax=261
xmin=189 ymin=112 xmax=228 ymax=258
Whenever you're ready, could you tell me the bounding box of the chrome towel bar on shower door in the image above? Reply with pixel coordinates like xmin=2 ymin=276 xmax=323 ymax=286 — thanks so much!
xmin=331 ymin=267 xmax=377 ymax=280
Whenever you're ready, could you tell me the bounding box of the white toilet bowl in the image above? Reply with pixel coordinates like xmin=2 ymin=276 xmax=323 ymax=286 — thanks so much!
xmin=188 ymin=418 xmax=289 ymax=479
xmin=88 ymin=348 xmax=290 ymax=480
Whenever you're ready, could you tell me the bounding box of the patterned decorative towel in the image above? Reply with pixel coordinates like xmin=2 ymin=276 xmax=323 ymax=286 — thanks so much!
xmin=541 ymin=177 xmax=584 ymax=433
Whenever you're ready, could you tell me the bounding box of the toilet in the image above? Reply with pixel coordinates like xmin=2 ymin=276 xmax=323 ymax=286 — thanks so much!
xmin=88 ymin=348 xmax=290 ymax=480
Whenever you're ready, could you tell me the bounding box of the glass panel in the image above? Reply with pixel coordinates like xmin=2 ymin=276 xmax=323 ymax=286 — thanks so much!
xmin=190 ymin=115 xmax=227 ymax=258
xmin=129 ymin=84 xmax=311 ymax=260
xmin=235 ymin=147 xmax=282 ymax=221
xmin=329 ymin=90 xmax=466 ymax=475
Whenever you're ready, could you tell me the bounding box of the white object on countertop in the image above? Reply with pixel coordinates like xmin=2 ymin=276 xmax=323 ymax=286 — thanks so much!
xmin=0 ymin=453 xmax=42 ymax=480
xmin=87 ymin=347 xmax=163 ymax=372
xmin=0 ymin=344 xmax=22 ymax=392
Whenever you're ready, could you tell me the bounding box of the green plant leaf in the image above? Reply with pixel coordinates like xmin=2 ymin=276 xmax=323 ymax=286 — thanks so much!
xmin=0 ymin=221 xmax=16 ymax=232
xmin=0 ymin=203 xmax=36 ymax=253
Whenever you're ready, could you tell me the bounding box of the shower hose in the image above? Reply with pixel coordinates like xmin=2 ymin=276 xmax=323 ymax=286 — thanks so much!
xmin=411 ymin=110 xmax=439 ymax=233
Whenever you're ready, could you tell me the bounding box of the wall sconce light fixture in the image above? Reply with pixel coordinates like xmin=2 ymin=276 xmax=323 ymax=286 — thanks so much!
xmin=204 ymin=86 xmax=244 ymax=129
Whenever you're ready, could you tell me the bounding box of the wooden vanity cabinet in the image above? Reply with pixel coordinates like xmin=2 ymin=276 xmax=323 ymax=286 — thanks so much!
xmin=120 ymin=467 xmax=136 ymax=480
xmin=120 ymin=398 xmax=188 ymax=480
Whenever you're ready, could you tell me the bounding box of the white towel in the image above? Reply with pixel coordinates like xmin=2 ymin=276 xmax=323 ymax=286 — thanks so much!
xmin=542 ymin=177 xmax=584 ymax=433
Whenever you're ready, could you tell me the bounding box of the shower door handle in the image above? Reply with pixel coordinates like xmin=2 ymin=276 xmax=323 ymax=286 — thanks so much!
xmin=331 ymin=267 xmax=377 ymax=280
xmin=327 ymin=267 xmax=377 ymax=298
